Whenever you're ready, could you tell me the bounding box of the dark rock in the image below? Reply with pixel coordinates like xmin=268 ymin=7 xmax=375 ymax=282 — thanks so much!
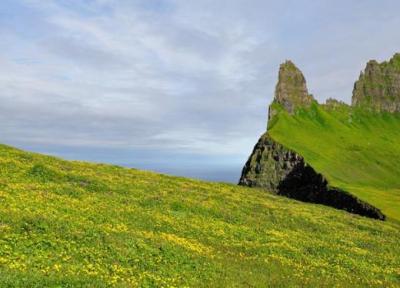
xmin=239 ymin=133 xmax=385 ymax=220
xmin=278 ymin=160 xmax=385 ymax=220
xmin=239 ymin=133 xmax=302 ymax=192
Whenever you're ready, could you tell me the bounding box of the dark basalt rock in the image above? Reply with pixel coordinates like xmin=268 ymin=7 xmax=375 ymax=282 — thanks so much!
xmin=239 ymin=133 xmax=385 ymax=220
xmin=278 ymin=160 xmax=385 ymax=220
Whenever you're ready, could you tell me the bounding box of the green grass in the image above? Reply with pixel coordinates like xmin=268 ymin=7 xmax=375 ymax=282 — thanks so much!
xmin=268 ymin=101 xmax=400 ymax=221
xmin=0 ymin=144 xmax=399 ymax=287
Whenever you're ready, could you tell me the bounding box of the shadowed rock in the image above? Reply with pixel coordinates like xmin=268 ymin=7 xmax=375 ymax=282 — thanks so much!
xmin=239 ymin=133 xmax=385 ymax=220
xmin=277 ymin=160 xmax=385 ymax=220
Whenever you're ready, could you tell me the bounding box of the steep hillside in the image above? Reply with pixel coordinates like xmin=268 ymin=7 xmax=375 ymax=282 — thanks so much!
xmin=268 ymin=102 xmax=400 ymax=221
xmin=0 ymin=144 xmax=399 ymax=287
xmin=240 ymin=55 xmax=400 ymax=222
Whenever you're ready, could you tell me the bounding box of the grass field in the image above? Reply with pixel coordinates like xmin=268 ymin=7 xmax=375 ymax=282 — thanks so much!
xmin=0 ymin=144 xmax=399 ymax=287
xmin=268 ymin=101 xmax=400 ymax=221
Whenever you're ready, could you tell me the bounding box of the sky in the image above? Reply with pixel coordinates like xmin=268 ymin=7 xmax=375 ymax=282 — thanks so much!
xmin=1 ymin=0 xmax=400 ymax=183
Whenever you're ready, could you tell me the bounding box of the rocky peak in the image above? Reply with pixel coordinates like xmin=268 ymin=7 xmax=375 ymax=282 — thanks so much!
xmin=239 ymin=58 xmax=387 ymax=220
xmin=352 ymin=53 xmax=400 ymax=112
xmin=273 ymin=60 xmax=314 ymax=115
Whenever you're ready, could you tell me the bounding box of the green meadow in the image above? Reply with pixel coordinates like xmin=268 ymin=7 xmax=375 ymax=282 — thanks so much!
xmin=269 ymin=101 xmax=400 ymax=221
xmin=0 ymin=144 xmax=399 ymax=287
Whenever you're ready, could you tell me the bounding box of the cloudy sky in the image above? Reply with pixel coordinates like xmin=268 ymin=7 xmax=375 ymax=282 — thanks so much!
xmin=1 ymin=0 xmax=400 ymax=182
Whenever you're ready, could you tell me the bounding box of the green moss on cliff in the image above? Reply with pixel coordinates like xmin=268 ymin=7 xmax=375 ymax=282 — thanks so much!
xmin=268 ymin=104 xmax=400 ymax=221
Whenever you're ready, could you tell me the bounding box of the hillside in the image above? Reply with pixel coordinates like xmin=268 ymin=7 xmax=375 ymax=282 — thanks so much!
xmin=268 ymin=102 xmax=400 ymax=221
xmin=0 ymin=144 xmax=399 ymax=287
xmin=240 ymin=55 xmax=400 ymax=222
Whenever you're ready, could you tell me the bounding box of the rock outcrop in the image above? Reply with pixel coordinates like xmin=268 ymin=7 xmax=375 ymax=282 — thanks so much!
xmin=352 ymin=53 xmax=400 ymax=112
xmin=239 ymin=133 xmax=385 ymax=220
xmin=271 ymin=60 xmax=314 ymax=116
xmin=239 ymin=133 xmax=302 ymax=192
xmin=239 ymin=59 xmax=387 ymax=220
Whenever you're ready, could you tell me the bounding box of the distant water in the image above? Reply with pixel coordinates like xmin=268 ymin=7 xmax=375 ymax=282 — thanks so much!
xmin=9 ymin=142 xmax=244 ymax=184
xmin=119 ymin=164 xmax=241 ymax=184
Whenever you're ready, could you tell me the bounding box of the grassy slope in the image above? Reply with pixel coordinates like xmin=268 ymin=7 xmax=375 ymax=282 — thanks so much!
xmin=268 ymin=102 xmax=400 ymax=221
xmin=0 ymin=144 xmax=399 ymax=287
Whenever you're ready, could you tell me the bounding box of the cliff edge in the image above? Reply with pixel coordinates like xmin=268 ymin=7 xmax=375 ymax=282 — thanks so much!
xmin=239 ymin=57 xmax=395 ymax=220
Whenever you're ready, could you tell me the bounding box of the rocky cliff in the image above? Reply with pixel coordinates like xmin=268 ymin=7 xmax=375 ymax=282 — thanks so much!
xmin=239 ymin=133 xmax=303 ymax=192
xmin=268 ymin=61 xmax=314 ymax=120
xmin=352 ymin=53 xmax=400 ymax=112
xmin=239 ymin=57 xmax=392 ymax=220
xmin=239 ymin=133 xmax=385 ymax=220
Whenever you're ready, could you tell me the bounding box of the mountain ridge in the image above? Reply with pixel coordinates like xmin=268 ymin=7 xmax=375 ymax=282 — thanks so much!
xmin=240 ymin=53 xmax=400 ymax=221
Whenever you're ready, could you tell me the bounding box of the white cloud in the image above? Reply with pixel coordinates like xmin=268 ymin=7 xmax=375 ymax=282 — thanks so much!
xmin=1 ymin=0 xmax=400 ymax=181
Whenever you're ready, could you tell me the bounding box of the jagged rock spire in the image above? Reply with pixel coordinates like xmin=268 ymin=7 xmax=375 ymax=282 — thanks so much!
xmin=352 ymin=53 xmax=400 ymax=112
xmin=239 ymin=58 xmax=386 ymax=221
xmin=273 ymin=60 xmax=314 ymax=114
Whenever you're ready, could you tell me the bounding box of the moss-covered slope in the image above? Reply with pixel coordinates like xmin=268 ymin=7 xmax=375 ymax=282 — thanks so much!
xmin=240 ymin=55 xmax=400 ymax=222
xmin=268 ymin=102 xmax=400 ymax=221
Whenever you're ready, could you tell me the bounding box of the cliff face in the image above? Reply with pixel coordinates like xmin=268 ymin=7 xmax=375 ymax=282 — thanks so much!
xmin=240 ymin=61 xmax=313 ymax=192
xmin=239 ymin=58 xmax=390 ymax=220
xmin=239 ymin=133 xmax=385 ymax=220
xmin=352 ymin=53 xmax=400 ymax=112
xmin=239 ymin=133 xmax=303 ymax=192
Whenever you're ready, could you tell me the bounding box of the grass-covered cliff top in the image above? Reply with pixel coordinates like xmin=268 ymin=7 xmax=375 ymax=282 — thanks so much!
xmin=268 ymin=101 xmax=400 ymax=221
xmin=0 ymin=144 xmax=399 ymax=286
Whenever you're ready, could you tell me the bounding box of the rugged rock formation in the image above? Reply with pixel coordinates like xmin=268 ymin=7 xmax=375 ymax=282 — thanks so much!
xmin=271 ymin=60 xmax=314 ymax=117
xmin=239 ymin=133 xmax=385 ymax=220
xmin=352 ymin=53 xmax=400 ymax=112
xmin=239 ymin=133 xmax=302 ymax=192
xmin=240 ymin=59 xmax=387 ymax=220
xmin=324 ymin=98 xmax=348 ymax=109
xmin=277 ymin=157 xmax=385 ymax=220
